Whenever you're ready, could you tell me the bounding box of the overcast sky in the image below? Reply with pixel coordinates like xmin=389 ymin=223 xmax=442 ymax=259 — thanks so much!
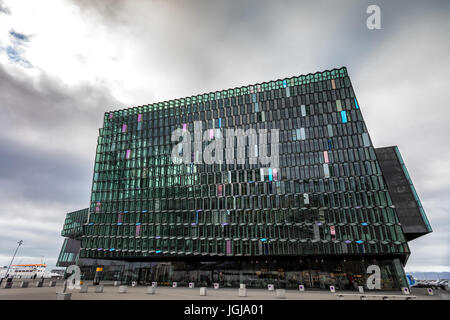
xmin=0 ymin=0 xmax=449 ymax=272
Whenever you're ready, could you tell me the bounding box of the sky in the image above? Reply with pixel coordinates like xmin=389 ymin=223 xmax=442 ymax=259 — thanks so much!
xmin=0 ymin=0 xmax=449 ymax=272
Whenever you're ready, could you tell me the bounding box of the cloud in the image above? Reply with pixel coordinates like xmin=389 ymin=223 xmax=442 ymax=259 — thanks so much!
xmin=0 ymin=0 xmax=10 ymax=15
xmin=0 ymin=64 xmax=122 ymax=268
xmin=0 ymin=0 xmax=449 ymax=272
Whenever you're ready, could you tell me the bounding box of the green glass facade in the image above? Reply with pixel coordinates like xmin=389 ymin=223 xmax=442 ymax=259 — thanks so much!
xmin=57 ymin=208 xmax=88 ymax=267
xmin=71 ymin=67 xmax=429 ymax=289
xmin=61 ymin=208 xmax=89 ymax=238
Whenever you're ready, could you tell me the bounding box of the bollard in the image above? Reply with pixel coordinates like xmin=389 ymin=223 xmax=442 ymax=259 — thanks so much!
xmin=35 ymin=281 xmax=43 ymax=288
xmin=80 ymin=284 xmax=89 ymax=293
xmin=358 ymin=286 xmax=364 ymax=294
xmin=299 ymin=284 xmax=305 ymax=292
xmin=200 ymin=287 xmax=207 ymax=296
xmin=131 ymin=281 xmax=137 ymax=287
xmin=114 ymin=281 xmax=119 ymax=287
xmin=240 ymin=283 xmax=246 ymax=289
xmin=401 ymin=287 xmax=410 ymax=295
xmin=119 ymin=285 xmax=128 ymax=293
xmin=172 ymin=282 xmax=177 ymax=288
xmin=20 ymin=281 xmax=29 ymax=288
xmin=49 ymin=280 xmax=56 ymax=287
xmin=56 ymin=292 xmax=72 ymax=300
xmin=329 ymin=285 xmax=335 ymax=293
xmin=95 ymin=285 xmax=104 ymax=293
xmin=147 ymin=286 xmax=156 ymax=294
xmin=213 ymin=283 xmax=219 ymax=289
xmin=268 ymin=284 xmax=274 ymax=291
xmin=238 ymin=287 xmax=247 ymax=297
xmin=189 ymin=282 xmax=195 ymax=289
xmin=152 ymin=282 xmax=158 ymax=288
xmin=276 ymin=289 xmax=286 ymax=299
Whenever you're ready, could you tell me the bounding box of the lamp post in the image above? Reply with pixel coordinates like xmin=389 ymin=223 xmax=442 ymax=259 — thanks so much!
xmin=4 ymin=240 xmax=23 ymax=280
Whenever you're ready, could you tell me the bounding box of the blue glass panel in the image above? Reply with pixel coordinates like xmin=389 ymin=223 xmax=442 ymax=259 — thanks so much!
xmin=354 ymin=98 xmax=359 ymax=109
xmin=341 ymin=111 xmax=348 ymax=123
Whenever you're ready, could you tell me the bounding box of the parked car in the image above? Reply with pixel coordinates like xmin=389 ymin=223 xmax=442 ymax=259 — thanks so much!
xmin=428 ymin=280 xmax=440 ymax=288
xmin=438 ymin=279 xmax=450 ymax=289
xmin=413 ymin=280 xmax=424 ymax=287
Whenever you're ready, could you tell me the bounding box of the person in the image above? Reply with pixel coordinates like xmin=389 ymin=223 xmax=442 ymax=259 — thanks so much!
xmin=348 ymin=274 xmax=354 ymax=290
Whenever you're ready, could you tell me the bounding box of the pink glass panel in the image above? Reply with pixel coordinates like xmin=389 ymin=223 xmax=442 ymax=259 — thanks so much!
xmin=122 ymin=124 xmax=127 ymax=133
xmin=226 ymin=240 xmax=231 ymax=254
xmin=136 ymin=225 xmax=141 ymax=236
xmin=126 ymin=149 xmax=131 ymax=159
xmin=218 ymin=185 xmax=222 ymax=196
xmin=209 ymin=129 xmax=214 ymax=139
xmin=273 ymin=168 xmax=278 ymax=181
xmin=138 ymin=113 xmax=142 ymax=122
xmin=324 ymin=151 xmax=329 ymax=163
xmin=182 ymin=123 xmax=187 ymax=132
xmin=118 ymin=213 xmax=123 ymax=223
xmin=109 ymin=113 xmax=113 ymax=119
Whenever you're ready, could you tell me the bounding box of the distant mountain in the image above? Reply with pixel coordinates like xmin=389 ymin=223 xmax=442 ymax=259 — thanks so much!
xmin=407 ymin=272 xmax=450 ymax=280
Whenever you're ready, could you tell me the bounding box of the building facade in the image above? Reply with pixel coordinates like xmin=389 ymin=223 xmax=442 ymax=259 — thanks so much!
xmin=60 ymin=67 xmax=431 ymax=290
xmin=57 ymin=208 xmax=89 ymax=267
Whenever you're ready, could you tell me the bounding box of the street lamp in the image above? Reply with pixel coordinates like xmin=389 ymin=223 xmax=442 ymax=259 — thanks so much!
xmin=4 ymin=240 xmax=23 ymax=280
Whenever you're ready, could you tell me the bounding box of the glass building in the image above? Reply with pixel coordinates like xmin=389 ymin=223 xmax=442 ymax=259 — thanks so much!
xmin=60 ymin=67 xmax=431 ymax=290
xmin=57 ymin=208 xmax=89 ymax=267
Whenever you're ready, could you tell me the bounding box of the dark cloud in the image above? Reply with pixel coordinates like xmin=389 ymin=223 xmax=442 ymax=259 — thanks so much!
xmin=0 ymin=64 xmax=123 ymax=267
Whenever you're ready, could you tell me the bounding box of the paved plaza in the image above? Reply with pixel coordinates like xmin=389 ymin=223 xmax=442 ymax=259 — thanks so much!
xmin=0 ymin=280 xmax=447 ymax=300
